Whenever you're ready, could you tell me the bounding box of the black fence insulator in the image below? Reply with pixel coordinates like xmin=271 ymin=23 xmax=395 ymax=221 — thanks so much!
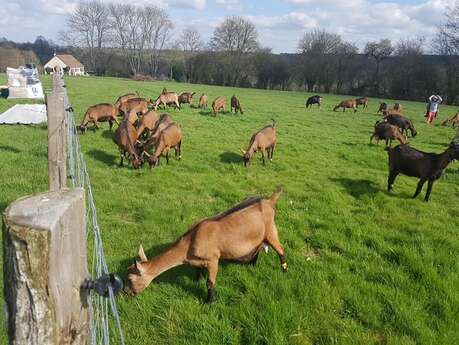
xmin=82 ymin=274 xmax=124 ymax=297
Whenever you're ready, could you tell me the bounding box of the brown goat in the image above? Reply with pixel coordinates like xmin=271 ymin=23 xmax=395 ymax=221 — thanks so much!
xmin=231 ymin=95 xmax=244 ymax=114
xmin=113 ymin=120 xmax=142 ymax=169
xmin=441 ymin=112 xmax=459 ymax=127
xmin=199 ymin=94 xmax=208 ymax=109
xmin=143 ymin=114 xmax=174 ymax=148
xmin=136 ymin=110 xmax=160 ymax=138
xmin=393 ymin=103 xmax=402 ymax=112
xmin=241 ymin=119 xmax=276 ymax=166
xmin=79 ymin=103 xmax=119 ymax=133
xmin=370 ymin=121 xmax=407 ymax=147
xmin=333 ymin=100 xmax=357 ymax=113
xmin=355 ymin=97 xmax=368 ymax=108
xmin=178 ymin=92 xmax=196 ymax=106
xmin=212 ymin=96 xmax=226 ymax=116
xmin=124 ymin=187 xmax=286 ymax=302
xmin=119 ymin=98 xmax=151 ymax=119
xmin=144 ymin=122 xmax=182 ymax=168
xmin=114 ymin=92 xmax=139 ymax=114
xmin=153 ymin=92 xmax=180 ymax=111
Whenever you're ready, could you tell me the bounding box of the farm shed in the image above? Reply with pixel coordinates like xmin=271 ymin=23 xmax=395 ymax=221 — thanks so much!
xmin=44 ymin=54 xmax=85 ymax=76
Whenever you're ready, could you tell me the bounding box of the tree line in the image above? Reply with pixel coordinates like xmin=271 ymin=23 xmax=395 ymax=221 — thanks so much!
xmin=1 ymin=1 xmax=458 ymax=104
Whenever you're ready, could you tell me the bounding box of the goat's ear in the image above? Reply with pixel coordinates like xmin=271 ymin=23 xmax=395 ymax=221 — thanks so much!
xmin=240 ymin=148 xmax=246 ymax=154
xmin=138 ymin=245 xmax=148 ymax=262
xmin=134 ymin=260 xmax=145 ymax=274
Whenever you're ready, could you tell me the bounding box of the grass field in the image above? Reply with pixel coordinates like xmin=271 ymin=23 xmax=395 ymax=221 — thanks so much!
xmin=1 ymin=74 xmax=459 ymax=345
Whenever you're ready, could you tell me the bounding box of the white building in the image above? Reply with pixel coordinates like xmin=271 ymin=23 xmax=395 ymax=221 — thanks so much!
xmin=44 ymin=54 xmax=85 ymax=76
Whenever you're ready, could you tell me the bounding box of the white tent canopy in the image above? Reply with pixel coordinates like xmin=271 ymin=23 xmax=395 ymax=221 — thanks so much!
xmin=0 ymin=104 xmax=47 ymax=124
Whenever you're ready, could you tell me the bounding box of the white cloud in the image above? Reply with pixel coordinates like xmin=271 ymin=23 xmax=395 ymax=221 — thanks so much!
xmin=215 ymin=0 xmax=242 ymax=11
xmin=0 ymin=0 xmax=452 ymax=52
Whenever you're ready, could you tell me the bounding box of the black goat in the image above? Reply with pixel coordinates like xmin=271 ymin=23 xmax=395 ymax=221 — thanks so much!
xmin=386 ymin=143 xmax=459 ymax=202
xmin=305 ymin=95 xmax=322 ymax=108
xmin=385 ymin=114 xmax=417 ymax=138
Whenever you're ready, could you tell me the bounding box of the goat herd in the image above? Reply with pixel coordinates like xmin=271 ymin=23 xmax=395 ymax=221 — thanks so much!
xmin=306 ymin=94 xmax=459 ymax=202
xmin=78 ymin=89 xmax=459 ymax=301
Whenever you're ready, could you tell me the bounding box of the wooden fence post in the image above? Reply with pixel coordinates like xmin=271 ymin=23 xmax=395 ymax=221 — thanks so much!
xmin=3 ymin=188 xmax=89 ymax=345
xmin=47 ymin=90 xmax=66 ymax=191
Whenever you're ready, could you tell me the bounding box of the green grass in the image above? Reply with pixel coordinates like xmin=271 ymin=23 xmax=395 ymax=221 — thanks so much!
xmin=1 ymin=74 xmax=459 ymax=345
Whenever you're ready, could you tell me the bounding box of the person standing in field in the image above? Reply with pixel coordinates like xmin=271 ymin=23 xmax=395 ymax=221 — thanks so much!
xmin=425 ymin=94 xmax=443 ymax=124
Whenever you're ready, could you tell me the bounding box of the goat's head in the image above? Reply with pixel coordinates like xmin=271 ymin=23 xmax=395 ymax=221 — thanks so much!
xmin=124 ymin=245 xmax=152 ymax=296
xmin=410 ymin=126 xmax=417 ymax=138
xmin=79 ymin=125 xmax=86 ymax=134
xmin=449 ymin=143 xmax=459 ymax=160
xmin=147 ymin=155 xmax=159 ymax=168
xmin=240 ymin=148 xmax=251 ymax=166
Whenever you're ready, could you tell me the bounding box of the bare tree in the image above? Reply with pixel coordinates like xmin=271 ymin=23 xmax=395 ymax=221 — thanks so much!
xmin=177 ymin=28 xmax=203 ymax=53
xmin=364 ymin=39 xmax=394 ymax=93
xmin=432 ymin=3 xmax=459 ymax=104
xmin=210 ymin=16 xmax=259 ymax=55
xmin=209 ymin=16 xmax=258 ymax=86
xmin=59 ymin=0 xmax=110 ymax=73
xmin=396 ymin=37 xmax=425 ymax=56
xmin=143 ymin=6 xmax=173 ymax=77
xmin=433 ymin=3 xmax=459 ymax=55
xmin=297 ymin=29 xmax=344 ymax=92
xmin=298 ymin=29 xmax=342 ymax=55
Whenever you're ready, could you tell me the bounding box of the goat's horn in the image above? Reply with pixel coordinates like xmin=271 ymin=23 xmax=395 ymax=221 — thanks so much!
xmin=142 ymin=151 xmax=151 ymax=157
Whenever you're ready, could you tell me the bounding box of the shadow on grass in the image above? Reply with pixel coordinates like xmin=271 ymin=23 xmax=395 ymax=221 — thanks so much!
xmin=0 ymin=145 xmax=21 ymax=153
xmin=198 ymin=110 xmax=214 ymax=117
xmin=87 ymin=149 xmax=118 ymax=166
xmin=219 ymin=151 xmax=242 ymax=164
xmin=342 ymin=142 xmax=374 ymax=148
xmin=102 ymin=129 xmax=115 ymax=139
xmin=329 ymin=177 xmax=379 ymax=199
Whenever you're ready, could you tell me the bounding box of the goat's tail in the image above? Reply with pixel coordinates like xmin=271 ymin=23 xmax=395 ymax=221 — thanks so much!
xmin=270 ymin=186 xmax=283 ymax=207
xmin=271 ymin=118 xmax=276 ymax=128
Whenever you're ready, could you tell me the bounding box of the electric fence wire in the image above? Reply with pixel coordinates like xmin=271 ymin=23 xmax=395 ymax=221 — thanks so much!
xmin=62 ymin=86 xmax=125 ymax=345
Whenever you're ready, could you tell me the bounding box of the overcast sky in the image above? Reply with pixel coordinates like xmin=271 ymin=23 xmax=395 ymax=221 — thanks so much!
xmin=0 ymin=0 xmax=454 ymax=53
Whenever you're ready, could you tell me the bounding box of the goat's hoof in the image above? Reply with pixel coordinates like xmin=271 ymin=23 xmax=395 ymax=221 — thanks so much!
xmin=281 ymin=263 xmax=288 ymax=272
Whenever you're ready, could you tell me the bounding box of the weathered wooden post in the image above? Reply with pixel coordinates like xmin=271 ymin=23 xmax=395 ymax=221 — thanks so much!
xmin=3 ymin=188 xmax=89 ymax=345
xmin=2 ymin=74 xmax=90 ymax=345
xmin=47 ymin=77 xmax=66 ymax=191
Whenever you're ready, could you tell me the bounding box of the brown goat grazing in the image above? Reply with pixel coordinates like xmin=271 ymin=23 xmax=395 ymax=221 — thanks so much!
xmin=370 ymin=121 xmax=406 ymax=147
xmin=79 ymin=103 xmax=119 ymax=133
xmin=119 ymin=98 xmax=151 ymax=119
xmin=441 ymin=112 xmax=459 ymax=127
xmin=384 ymin=113 xmax=417 ymax=138
xmin=124 ymin=187 xmax=286 ymax=302
xmin=153 ymin=92 xmax=180 ymax=111
xmin=113 ymin=120 xmax=142 ymax=169
xmin=143 ymin=114 xmax=174 ymax=148
xmin=114 ymin=92 xmax=139 ymax=113
xmin=199 ymin=94 xmax=208 ymax=109
xmin=144 ymin=122 xmax=182 ymax=168
xmin=333 ymin=100 xmax=357 ymax=113
xmin=241 ymin=119 xmax=276 ymax=166
xmin=355 ymin=97 xmax=368 ymax=108
xmin=178 ymin=92 xmax=196 ymax=106
xmin=231 ymin=95 xmax=244 ymax=114
xmin=136 ymin=110 xmax=160 ymax=138
xmin=386 ymin=143 xmax=459 ymax=202
xmin=212 ymin=96 xmax=226 ymax=116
